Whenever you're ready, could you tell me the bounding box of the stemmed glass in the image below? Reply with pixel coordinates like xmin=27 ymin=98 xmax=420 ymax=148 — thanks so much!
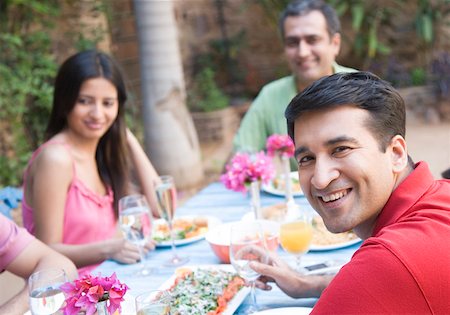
xmin=154 ymin=175 xmax=189 ymax=266
xmin=229 ymin=221 xmax=269 ymax=314
xmin=135 ymin=290 xmax=171 ymax=315
xmin=119 ymin=194 xmax=154 ymax=276
xmin=279 ymin=212 xmax=313 ymax=272
xmin=28 ymin=268 xmax=67 ymax=315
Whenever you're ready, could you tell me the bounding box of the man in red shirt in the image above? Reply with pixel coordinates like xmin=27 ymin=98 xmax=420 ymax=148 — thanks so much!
xmin=251 ymin=72 xmax=450 ymax=314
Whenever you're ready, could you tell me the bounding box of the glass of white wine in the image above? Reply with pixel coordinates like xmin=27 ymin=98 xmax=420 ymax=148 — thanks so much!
xmin=119 ymin=194 xmax=154 ymax=276
xmin=229 ymin=221 xmax=269 ymax=314
xmin=28 ymin=268 xmax=67 ymax=315
xmin=154 ymin=175 xmax=188 ymax=266
xmin=135 ymin=290 xmax=171 ymax=315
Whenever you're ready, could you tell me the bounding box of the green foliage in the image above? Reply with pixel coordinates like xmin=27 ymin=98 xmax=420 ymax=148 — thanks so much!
xmin=0 ymin=0 xmax=110 ymax=186
xmin=187 ymin=67 xmax=230 ymax=113
xmin=0 ymin=0 xmax=59 ymax=186
xmin=410 ymin=67 xmax=427 ymax=86
xmin=329 ymin=0 xmax=394 ymax=59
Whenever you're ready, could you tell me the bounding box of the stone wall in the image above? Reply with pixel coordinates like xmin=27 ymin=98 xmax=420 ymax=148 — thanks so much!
xmin=106 ymin=0 xmax=450 ymax=121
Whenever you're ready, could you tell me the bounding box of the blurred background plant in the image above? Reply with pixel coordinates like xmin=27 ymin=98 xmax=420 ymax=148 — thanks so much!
xmin=187 ymin=66 xmax=230 ymax=112
xmin=0 ymin=0 xmax=108 ymax=186
xmin=1 ymin=0 xmax=449 ymax=186
xmin=0 ymin=0 xmax=59 ymax=186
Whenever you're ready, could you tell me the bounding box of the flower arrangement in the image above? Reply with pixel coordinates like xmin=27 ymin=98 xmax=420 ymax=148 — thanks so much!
xmin=221 ymin=152 xmax=275 ymax=193
xmin=265 ymin=134 xmax=295 ymax=158
xmin=61 ymin=273 xmax=128 ymax=315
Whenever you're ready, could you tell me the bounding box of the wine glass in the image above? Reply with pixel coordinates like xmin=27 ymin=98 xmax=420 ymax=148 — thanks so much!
xmin=154 ymin=175 xmax=188 ymax=266
xmin=135 ymin=290 xmax=171 ymax=315
xmin=119 ymin=194 xmax=154 ymax=276
xmin=279 ymin=212 xmax=313 ymax=272
xmin=229 ymin=221 xmax=269 ymax=314
xmin=28 ymin=268 xmax=67 ymax=315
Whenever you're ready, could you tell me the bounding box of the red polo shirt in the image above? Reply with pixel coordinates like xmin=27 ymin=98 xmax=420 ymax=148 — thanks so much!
xmin=312 ymin=162 xmax=450 ymax=314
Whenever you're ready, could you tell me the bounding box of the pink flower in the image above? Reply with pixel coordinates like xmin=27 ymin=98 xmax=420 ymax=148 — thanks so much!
xmin=221 ymin=152 xmax=275 ymax=192
xmin=61 ymin=273 xmax=128 ymax=315
xmin=266 ymin=134 xmax=295 ymax=158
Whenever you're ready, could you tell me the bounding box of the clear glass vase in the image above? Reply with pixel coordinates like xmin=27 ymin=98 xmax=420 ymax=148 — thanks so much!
xmin=281 ymin=155 xmax=293 ymax=203
xmin=96 ymin=300 xmax=109 ymax=315
xmin=281 ymin=155 xmax=300 ymax=221
xmin=249 ymin=180 xmax=262 ymax=219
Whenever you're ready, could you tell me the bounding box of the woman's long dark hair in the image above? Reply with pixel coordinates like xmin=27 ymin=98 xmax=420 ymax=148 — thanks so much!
xmin=46 ymin=50 xmax=129 ymax=216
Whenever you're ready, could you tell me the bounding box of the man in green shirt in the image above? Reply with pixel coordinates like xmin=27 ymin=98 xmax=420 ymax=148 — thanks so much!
xmin=233 ymin=0 xmax=357 ymax=169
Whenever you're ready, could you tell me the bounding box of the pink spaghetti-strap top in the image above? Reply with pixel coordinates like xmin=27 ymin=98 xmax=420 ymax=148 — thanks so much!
xmin=22 ymin=141 xmax=117 ymax=275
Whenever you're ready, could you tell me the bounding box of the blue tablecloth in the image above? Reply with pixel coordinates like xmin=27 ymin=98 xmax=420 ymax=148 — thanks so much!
xmin=94 ymin=182 xmax=360 ymax=314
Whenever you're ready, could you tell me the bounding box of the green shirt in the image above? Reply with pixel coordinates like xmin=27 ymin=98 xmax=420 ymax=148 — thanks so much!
xmin=233 ymin=63 xmax=357 ymax=169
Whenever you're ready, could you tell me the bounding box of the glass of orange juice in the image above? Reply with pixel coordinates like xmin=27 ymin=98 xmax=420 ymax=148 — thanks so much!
xmin=279 ymin=214 xmax=313 ymax=272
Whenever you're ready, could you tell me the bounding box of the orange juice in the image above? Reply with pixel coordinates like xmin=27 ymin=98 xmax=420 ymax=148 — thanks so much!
xmin=280 ymin=221 xmax=313 ymax=254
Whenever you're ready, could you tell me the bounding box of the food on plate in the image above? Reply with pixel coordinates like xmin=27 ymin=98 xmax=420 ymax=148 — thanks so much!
xmin=312 ymin=216 xmax=358 ymax=246
xmin=261 ymin=203 xmax=287 ymax=222
xmin=272 ymin=176 xmax=302 ymax=193
xmin=167 ymin=268 xmax=245 ymax=315
xmin=206 ymin=221 xmax=280 ymax=263
xmin=153 ymin=217 xmax=209 ymax=242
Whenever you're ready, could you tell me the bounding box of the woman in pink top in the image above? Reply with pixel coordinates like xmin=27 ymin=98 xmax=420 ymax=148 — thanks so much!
xmin=22 ymin=50 xmax=159 ymax=275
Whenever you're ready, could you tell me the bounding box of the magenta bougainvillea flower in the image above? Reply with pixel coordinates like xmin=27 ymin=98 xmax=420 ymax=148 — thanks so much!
xmin=266 ymin=134 xmax=295 ymax=158
xmin=221 ymin=151 xmax=275 ymax=192
xmin=60 ymin=273 xmax=128 ymax=315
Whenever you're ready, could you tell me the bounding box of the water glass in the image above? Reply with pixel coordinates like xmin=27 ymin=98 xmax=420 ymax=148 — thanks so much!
xmin=135 ymin=290 xmax=171 ymax=315
xmin=229 ymin=221 xmax=268 ymax=314
xmin=119 ymin=194 xmax=154 ymax=276
xmin=28 ymin=268 xmax=67 ymax=315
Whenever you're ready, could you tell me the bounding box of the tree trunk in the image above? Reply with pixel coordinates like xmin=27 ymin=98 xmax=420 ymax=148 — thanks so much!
xmin=133 ymin=0 xmax=204 ymax=189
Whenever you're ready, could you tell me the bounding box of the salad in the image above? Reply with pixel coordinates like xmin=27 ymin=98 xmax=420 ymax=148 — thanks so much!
xmin=153 ymin=217 xmax=209 ymax=242
xmin=167 ymin=268 xmax=245 ymax=315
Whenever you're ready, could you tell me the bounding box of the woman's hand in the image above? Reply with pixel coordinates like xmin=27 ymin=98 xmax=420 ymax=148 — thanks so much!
xmin=105 ymin=238 xmax=141 ymax=264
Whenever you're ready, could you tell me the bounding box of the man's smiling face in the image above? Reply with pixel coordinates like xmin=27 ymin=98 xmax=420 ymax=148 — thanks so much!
xmin=294 ymin=105 xmax=397 ymax=237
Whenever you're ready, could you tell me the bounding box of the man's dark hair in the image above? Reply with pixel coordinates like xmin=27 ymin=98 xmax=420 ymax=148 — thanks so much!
xmin=285 ymin=71 xmax=406 ymax=152
xmin=279 ymin=0 xmax=341 ymax=39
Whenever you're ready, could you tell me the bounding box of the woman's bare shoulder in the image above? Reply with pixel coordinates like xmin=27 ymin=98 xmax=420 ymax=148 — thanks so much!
xmin=33 ymin=143 xmax=73 ymax=171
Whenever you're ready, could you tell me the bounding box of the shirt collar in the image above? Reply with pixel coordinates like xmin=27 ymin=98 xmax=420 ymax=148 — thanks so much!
xmin=372 ymin=161 xmax=434 ymax=236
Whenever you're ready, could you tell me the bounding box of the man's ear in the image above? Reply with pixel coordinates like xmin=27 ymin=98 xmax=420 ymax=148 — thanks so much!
xmin=389 ymin=135 xmax=408 ymax=173
xmin=331 ymin=33 xmax=341 ymax=56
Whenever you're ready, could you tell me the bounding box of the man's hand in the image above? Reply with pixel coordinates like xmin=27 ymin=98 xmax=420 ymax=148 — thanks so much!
xmin=250 ymin=251 xmax=333 ymax=298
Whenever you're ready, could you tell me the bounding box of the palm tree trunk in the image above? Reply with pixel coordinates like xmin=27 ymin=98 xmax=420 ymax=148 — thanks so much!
xmin=133 ymin=0 xmax=204 ymax=189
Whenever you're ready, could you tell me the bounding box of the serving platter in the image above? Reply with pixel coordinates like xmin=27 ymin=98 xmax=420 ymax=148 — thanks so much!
xmin=157 ymin=264 xmax=250 ymax=315
xmin=152 ymin=215 xmax=221 ymax=247
xmin=253 ymin=306 xmax=312 ymax=315
xmin=261 ymin=171 xmax=304 ymax=197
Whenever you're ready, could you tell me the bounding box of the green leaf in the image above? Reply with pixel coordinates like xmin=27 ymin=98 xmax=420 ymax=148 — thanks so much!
xmin=351 ymin=3 xmax=365 ymax=31
xmin=368 ymin=26 xmax=378 ymax=58
xmin=421 ymin=14 xmax=433 ymax=43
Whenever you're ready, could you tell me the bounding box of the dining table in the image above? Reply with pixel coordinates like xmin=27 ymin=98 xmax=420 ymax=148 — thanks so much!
xmin=93 ymin=182 xmax=361 ymax=314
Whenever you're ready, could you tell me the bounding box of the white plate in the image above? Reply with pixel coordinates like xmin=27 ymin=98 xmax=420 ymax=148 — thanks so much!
xmin=253 ymin=306 xmax=313 ymax=315
xmin=310 ymin=237 xmax=361 ymax=251
xmin=242 ymin=212 xmax=361 ymax=251
xmin=158 ymin=264 xmax=250 ymax=315
xmin=310 ymin=216 xmax=361 ymax=251
xmin=261 ymin=172 xmax=304 ymax=197
xmin=153 ymin=215 xmax=221 ymax=247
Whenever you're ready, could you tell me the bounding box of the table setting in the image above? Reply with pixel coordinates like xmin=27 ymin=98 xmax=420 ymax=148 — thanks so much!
xmin=26 ymin=135 xmax=360 ymax=314
xmin=86 ymin=135 xmax=361 ymax=315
